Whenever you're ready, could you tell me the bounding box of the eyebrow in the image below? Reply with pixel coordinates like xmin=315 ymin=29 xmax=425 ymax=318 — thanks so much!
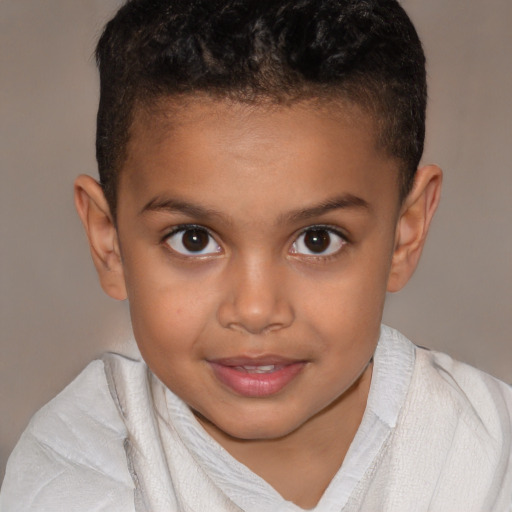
xmin=280 ymin=194 xmax=370 ymax=224
xmin=140 ymin=197 xmax=223 ymax=219
xmin=140 ymin=193 xmax=370 ymax=224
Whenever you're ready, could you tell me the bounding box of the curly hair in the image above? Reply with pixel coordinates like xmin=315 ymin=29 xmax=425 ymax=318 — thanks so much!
xmin=96 ymin=0 xmax=426 ymax=217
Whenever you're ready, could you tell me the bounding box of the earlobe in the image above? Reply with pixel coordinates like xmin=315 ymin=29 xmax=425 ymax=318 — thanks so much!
xmin=74 ymin=174 xmax=127 ymax=300
xmin=387 ymin=165 xmax=442 ymax=292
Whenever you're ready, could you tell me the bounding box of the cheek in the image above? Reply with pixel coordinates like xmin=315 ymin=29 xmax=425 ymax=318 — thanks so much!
xmin=291 ymin=254 xmax=389 ymax=366
xmin=297 ymin=265 xmax=387 ymax=329
xmin=128 ymin=282 xmax=216 ymax=397
xmin=125 ymin=265 xmax=218 ymax=353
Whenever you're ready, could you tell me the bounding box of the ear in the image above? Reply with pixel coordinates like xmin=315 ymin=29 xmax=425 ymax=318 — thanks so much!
xmin=74 ymin=174 xmax=127 ymax=300
xmin=387 ymin=165 xmax=442 ymax=292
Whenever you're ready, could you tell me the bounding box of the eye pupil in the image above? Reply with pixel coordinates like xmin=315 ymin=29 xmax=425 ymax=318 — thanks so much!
xmin=182 ymin=229 xmax=209 ymax=252
xmin=304 ymin=229 xmax=330 ymax=253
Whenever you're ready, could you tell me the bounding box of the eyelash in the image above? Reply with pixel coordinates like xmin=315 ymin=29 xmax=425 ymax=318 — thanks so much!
xmin=290 ymin=225 xmax=348 ymax=260
xmin=161 ymin=224 xmax=349 ymax=259
xmin=163 ymin=224 xmax=222 ymax=258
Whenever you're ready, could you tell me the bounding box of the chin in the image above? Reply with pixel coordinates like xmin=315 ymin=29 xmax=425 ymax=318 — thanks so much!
xmin=215 ymin=413 xmax=302 ymax=441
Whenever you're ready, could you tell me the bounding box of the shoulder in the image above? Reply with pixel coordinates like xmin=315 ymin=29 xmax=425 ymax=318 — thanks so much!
xmin=404 ymin=345 xmax=512 ymax=508
xmin=372 ymin=328 xmax=512 ymax=508
xmin=1 ymin=357 xmax=137 ymax=512
xmin=414 ymin=345 xmax=512 ymax=434
xmin=376 ymin=322 xmax=512 ymax=431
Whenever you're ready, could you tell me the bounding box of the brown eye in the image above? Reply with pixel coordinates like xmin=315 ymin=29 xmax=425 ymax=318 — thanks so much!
xmin=166 ymin=227 xmax=221 ymax=256
xmin=303 ymin=229 xmax=330 ymax=253
xmin=182 ymin=229 xmax=209 ymax=252
xmin=290 ymin=227 xmax=346 ymax=256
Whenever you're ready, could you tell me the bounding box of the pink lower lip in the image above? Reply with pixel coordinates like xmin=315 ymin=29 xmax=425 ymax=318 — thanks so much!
xmin=209 ymin=362 xmax=306 ymax=397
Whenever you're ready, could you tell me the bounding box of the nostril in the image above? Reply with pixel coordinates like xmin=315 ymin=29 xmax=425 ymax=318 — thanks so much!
xmin=216 ymin=263 xmax=295 ymax=334
xmin=217 ymin=296 xmax=295 ymax=335
xmin=225 ymin=321 xmax=287 ymax=336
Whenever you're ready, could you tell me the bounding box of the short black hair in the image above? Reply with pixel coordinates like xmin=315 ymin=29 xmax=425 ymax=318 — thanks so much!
xmin=96 ymin=0 xmax=426 ymax=217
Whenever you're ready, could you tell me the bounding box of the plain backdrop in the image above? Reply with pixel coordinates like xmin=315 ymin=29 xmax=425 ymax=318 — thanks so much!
xmin=1 ymin=0 xmax=511 ymax=483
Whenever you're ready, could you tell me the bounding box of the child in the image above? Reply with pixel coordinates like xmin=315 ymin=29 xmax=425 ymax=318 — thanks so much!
xmin=2 ymin=0 xmax=511 ymax=510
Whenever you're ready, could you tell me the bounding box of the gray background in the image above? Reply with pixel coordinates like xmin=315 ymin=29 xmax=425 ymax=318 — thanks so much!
xmin=1 ymin=0 xmax=511 ymax=483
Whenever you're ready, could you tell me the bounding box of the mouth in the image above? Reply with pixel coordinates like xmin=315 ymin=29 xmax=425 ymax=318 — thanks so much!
xmin=233 ymin=364 xmax=283 ymax=374
xmin=208 ymin=356 xmax=306 ymax=397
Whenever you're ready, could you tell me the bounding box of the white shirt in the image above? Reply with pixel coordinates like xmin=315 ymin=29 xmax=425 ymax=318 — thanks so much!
xmin=2 ymin=326 xmax=511 ymax=511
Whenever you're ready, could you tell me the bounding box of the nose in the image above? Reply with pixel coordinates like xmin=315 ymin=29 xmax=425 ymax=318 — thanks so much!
xmin=217 ymin=257 xmax=294 ymax=335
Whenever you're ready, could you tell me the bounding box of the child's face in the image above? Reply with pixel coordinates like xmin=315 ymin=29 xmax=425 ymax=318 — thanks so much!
xmin=84 ymin=98 xmax=438 ymax=441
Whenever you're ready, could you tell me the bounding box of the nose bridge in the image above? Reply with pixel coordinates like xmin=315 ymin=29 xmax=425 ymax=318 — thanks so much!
xmin=217 ymin=251 xmax=294 ymax=334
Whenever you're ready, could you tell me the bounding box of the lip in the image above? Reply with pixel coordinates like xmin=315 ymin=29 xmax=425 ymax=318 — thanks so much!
xmin=208 ymin=356 xmax=306 ymax=398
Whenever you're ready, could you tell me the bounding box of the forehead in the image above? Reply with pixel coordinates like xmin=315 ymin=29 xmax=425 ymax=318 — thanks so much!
xmin=119 ymin=96 xmax=400 ymax=220
xmin=130 ymin=94 xmax=377 ymax=145
xmin=127 ymin=95 xmax=379 ymax=163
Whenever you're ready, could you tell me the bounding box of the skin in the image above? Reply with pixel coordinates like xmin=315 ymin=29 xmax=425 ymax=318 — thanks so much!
xmin=75 ymin=97 xmax=441 ymax=508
